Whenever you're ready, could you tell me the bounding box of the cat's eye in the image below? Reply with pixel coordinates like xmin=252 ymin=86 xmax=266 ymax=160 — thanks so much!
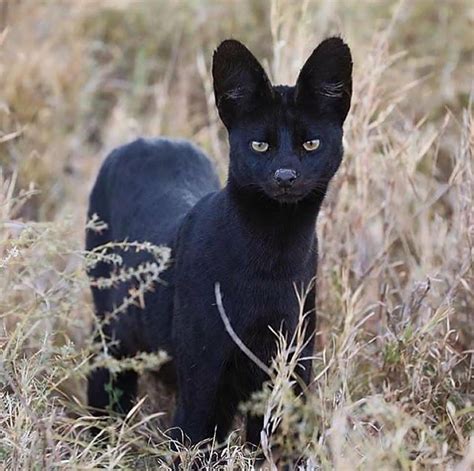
xmin=303 ymin=139 xmax=321 ymax=152
xmin=251 ymin=141 xmax=269 ymax=153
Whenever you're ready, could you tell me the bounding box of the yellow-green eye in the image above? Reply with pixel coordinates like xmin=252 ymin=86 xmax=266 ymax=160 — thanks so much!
xmin=303 ymin=139 xmax=321 ymax=152
xmin=251 ymin=141 xmax=269 ymax=153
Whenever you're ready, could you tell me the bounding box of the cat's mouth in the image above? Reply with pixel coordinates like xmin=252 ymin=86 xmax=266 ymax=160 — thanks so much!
xmin=268 ymin=188 xmax=307 ymax=203
xmin=263 ymin=179 xmax=329 ymax=203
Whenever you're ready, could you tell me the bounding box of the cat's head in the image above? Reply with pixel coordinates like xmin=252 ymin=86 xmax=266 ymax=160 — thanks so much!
xmin=212 ymin=38 xmax=352 ymax=204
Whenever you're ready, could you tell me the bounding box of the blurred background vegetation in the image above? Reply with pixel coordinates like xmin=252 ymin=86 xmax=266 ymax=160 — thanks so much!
xmin=0 ymin=1 xmax=472 ymax=469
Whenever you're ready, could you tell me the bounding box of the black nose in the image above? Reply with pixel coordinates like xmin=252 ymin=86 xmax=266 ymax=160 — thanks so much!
xmin=274 ymin=168 xmax=298 ymax=188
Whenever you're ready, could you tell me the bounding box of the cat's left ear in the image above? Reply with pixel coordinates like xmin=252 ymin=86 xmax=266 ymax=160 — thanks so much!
xmin=295 ymin=37 xmax=352 ymax=124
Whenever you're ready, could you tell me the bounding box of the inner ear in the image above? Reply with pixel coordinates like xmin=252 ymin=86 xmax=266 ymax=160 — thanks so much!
xmin=295 ymin=37 xmax=353 ymax=124
xmin=212 ymin=39 xmax=274 ymax=128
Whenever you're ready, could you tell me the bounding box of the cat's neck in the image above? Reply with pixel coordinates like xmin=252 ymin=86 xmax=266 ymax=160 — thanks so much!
xmin=225 ymin=178 xmax=324 ymax=240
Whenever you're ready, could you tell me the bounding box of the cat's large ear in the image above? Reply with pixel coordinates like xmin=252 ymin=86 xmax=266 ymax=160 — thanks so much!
xmin=212 ymin=39 xmax=273 ymax=128
xmin=295 ymin=37 xmax=352 ymax=124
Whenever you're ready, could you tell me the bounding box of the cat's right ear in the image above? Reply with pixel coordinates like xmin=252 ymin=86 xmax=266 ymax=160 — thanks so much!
xmin=212 ymin=40 xmax=273 ymax=129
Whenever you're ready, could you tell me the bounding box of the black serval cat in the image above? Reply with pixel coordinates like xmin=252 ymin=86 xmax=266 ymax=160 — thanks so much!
xmin=86 ymin=37 xmax=352 ymax=446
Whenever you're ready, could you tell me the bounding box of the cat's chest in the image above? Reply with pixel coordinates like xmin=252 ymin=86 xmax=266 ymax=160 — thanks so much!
xmin=221 ymin=273 xmax=304 ymax=325
xmin=213 ymin=237 xmax=316 ymax=316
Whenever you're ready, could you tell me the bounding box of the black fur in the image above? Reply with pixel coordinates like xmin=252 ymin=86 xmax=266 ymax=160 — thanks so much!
xmin=86 ymin=37 xmax=352 ymax=446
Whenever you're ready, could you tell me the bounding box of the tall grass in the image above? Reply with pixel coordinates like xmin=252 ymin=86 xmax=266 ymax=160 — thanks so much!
xmin=0 ymin=1 xmax=472 ymax=469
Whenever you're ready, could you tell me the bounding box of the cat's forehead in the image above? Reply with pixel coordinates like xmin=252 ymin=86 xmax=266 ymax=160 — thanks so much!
xmin=243 ymin=85 xmax=313 ymax=131
xmin=268 ymin=86 xmax=305 ymax=128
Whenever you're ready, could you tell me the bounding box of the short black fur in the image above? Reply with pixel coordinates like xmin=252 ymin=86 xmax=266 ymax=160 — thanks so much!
xmin=86 ymin=37 xmax=352 ymax=446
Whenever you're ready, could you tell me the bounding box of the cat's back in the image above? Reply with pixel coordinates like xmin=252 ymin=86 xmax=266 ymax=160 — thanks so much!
xmin=90 ymin=137 xmax=221 ymax=244
xmin=102 ymin=137 xmax=218 ymax=190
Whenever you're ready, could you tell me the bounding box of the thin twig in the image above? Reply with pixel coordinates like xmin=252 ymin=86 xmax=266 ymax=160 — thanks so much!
xmin=214 ymin=282 xmax=273 ymax=377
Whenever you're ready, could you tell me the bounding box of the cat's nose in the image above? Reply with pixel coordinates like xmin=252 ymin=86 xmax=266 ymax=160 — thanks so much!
xmin=274 ymin=168 xmax=298 ymax=188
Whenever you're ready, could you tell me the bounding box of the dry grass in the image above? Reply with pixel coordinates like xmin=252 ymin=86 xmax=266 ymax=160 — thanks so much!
xmin=0 ymin=0 xmax=473 ymax=469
